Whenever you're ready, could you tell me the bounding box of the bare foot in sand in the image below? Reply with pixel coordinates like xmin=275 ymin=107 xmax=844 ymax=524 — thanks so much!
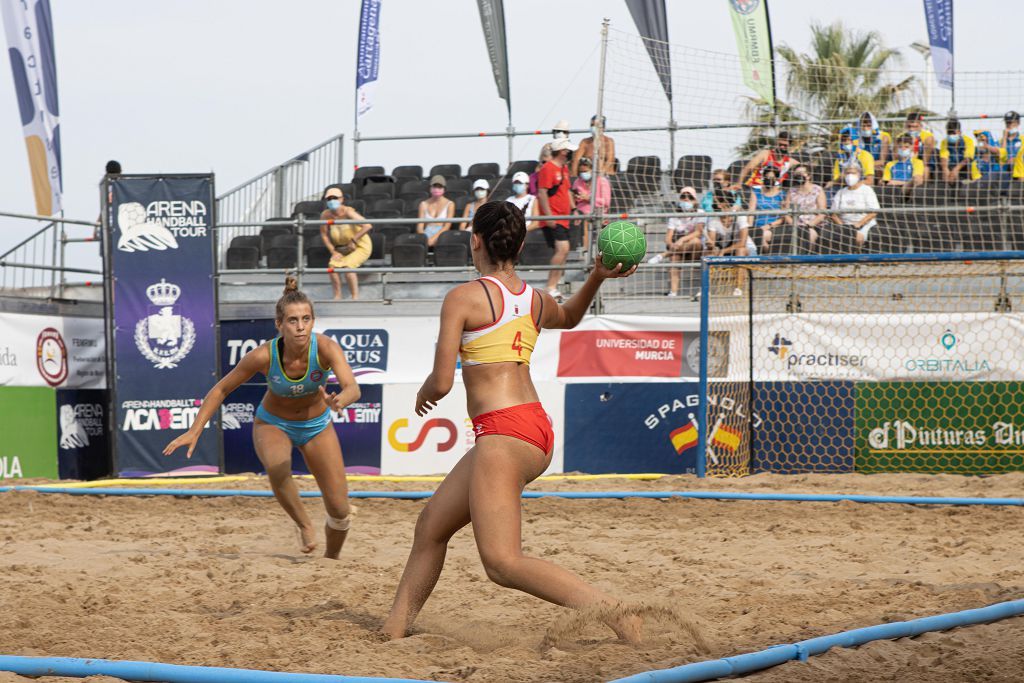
xmin=298 ymin=523 xmax=318 ymax=554
xmin=606 ymin=612 xmax=644 ymax=645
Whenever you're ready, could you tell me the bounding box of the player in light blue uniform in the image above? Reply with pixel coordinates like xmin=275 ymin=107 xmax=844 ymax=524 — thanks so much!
xmin=164 ymin=277 xmax=360 ymax=558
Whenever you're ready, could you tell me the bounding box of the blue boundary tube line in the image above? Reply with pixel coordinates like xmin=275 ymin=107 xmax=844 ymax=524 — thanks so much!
xmin=0 ymin=656 xmax=438 ymax=682
xmin=1 ymin=486 xmax=1021 ymax=506
xmin=609 ymin=598 xmax=1024 ymax=683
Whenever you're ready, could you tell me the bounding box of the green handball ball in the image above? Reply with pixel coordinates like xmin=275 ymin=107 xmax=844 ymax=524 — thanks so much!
xmin=598 ymin=221 xmax=647 ymax=271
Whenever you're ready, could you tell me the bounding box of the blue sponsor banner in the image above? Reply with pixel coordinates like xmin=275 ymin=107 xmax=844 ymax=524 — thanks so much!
xmin=751 ymin=381 xmax=855 ymax=473
xmin=221 ymin=318 xmax=389 ymax=380
xmin=107 ymin=175 xmax=219 ymax=477
xmin=355 ymin=0 xmax=382 ymax=119
xmin=56 ymin=389 xmax=110 ymax=480
xmin=222 ymin=384 xmax=383 ymax=475
xmin=564 ymin=383 xmax=702 ymax=474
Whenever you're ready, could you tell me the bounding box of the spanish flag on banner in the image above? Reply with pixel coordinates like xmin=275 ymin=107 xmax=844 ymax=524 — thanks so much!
xmin=670 ymin=423 xmax=698 ymax=454
xmin=711 ymin=424 xmax=742 ymax=452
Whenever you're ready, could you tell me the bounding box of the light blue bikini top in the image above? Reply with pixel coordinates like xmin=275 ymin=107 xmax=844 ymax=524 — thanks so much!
xmin=267 ymin=335 xmax=330 ymax=399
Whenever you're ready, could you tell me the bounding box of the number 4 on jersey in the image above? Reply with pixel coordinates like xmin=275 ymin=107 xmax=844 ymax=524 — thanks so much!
xmin=511 ymin=331 xmax=523 ymax=356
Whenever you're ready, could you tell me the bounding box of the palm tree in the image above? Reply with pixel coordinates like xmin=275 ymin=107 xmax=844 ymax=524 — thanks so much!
xmin=739 ymin=21 xmax=921 ymax=157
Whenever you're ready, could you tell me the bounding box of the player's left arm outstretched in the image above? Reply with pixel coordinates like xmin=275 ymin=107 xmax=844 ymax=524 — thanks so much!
xmin=415 ymin=285 xmax=470 ymax=415
xmin=316 ymin=333 xmax=361 ymax=414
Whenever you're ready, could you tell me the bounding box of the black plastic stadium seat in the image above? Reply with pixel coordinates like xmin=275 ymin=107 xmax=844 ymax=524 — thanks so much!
xmin=292 ymin=200 xmax=324 ymax=217
xmin=267 ymin=246 xmax=298 ymax=269
xmin=305 ymin=245 xmax=330 ymax=268
xmin=674 ymin=155 xmax=712 ymax=191
xmin=259 ymin=224 xmax=291 ymax=255
xmin=429 ymin=164 xmax=462 ymax=179
xmin=394 ymin=232 xmax=428 ymax=250
xmin=467 ymin=162 xmax=500 ymax=177
xmin=401 ymin=179 xmax=429 ymax=195
xmin=446 ymin=178 xmax=473 ymax=195
xmin=391 ymin=165 xmax=423 ymax=180
xmin=507 ymin=160 xmax=536 ymax=176
xmin=726 ymin=159 xmax=748 ymax=185
xmin=519 ymin=231 xmax=553 ymax=266
xmin=392 ymin=244 xmax=426 ymax=268
xmin=436 ymin=230 xmax=472 ymax=266
xmin=352 ymin=166 xmax=385 ymax=184
xmin=376 ymin=225 xmax=411 ymax=251
xmin=367 ymin=231 xmax=387 ymax=262
xmin=229 ymin=235 xmax=261 ymax=254
xmin=271 ymin=233 xmax=299 ymax=249
xmin=226 ymin=246 xmax=259 ymax=270
xmin=346 ymin=199 xmax=366 ymax=215
xmin=369 ymin=198 xmax=405 ymax=216
xmin=361 ymin=182 xmax=396 ymax=199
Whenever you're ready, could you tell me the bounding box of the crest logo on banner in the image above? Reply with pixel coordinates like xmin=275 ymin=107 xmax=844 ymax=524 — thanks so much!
xmin=134 ymin=279 xmax=196 ymax=369
xmin=117 ymin=202 xmax=179 ymax=252
xmin=36 ymin=327 xmax=68 ymax=386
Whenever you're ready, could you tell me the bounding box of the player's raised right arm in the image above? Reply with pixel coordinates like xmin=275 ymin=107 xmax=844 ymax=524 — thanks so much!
xmin=162 ymin=345 xmax=267 ymax=458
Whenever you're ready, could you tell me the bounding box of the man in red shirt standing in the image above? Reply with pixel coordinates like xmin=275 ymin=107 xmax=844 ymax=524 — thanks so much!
xmin=536 ymin=137 xmax=576 ymax=299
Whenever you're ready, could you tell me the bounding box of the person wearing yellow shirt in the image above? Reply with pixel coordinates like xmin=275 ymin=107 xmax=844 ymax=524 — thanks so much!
xmin=1000 ymin=111 xmax=1022 ymax=173
xmin=831 ymin=127 xmax=875 ymax=187
xmin=904 ymin=112 xmax=936 ymax=181
xmin=939 ymin=118 xmax=981 ymax=184
xmin=882 ymin=134 xmax=925 ymax=187
xmin=1012 ymin=145 xmax=1024 ymax=181
xmin=854 ymin=111 xmax=891 ymax=178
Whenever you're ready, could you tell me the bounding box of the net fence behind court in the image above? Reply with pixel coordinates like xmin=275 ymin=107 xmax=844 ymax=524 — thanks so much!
xmin=701 ymin=256 xmax=1024 ymax=478
xmin=599 ymin=27 xmax=1024 ymax=302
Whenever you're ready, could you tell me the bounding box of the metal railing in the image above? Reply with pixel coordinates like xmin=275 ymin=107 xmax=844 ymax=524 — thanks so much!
xmin=215 ymin=134 xmax=344 ymax=229
xmin=0 ymin=211 xmax=102 ymax=300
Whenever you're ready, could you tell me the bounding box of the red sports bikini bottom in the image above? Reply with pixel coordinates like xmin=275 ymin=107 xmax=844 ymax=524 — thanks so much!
xmin=471 ymin=402 xmax=554 ymax=455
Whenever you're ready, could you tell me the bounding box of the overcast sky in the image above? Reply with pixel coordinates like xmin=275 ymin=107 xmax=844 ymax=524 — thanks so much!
xmin=1 ymin=0 xmax=1021 ymax=259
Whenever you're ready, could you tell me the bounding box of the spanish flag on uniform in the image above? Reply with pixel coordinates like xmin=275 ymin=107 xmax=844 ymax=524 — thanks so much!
xmin=711 ymin=424 xmax=742 ymax=452
xmin=670 ymin=423 xmax=699 ymax=454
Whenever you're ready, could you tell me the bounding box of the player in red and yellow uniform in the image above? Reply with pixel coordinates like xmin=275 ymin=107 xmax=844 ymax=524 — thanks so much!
xmin=383 ymin=201 xmax=639 ymax=642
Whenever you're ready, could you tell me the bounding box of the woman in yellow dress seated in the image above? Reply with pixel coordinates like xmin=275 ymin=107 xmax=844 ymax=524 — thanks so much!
xmin=319 ymin=184 xmax=373 ymax=300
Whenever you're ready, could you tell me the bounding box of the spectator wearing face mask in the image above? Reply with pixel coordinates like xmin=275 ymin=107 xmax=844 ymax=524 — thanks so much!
xmin=701 ymin=169 xmax=742 ymax=211
xmin=882 ymin=134 xmax=925 ymax=187
xmin=939 ymin=119 xmax=981 ymax=184
xmin=506 ymin=171 xmax=539 ymax=226
xmin=536 ymin=137 xmax=577 ymax=299
xmin=826 ymin=164 xmax=878 ymax=251
xmin=831 ymin=127 xmax=875 ymax=188
xmin=738 ymin=131 xmax=797 ymax=188
xmin=417 ymin=175 xmax=455 ymax=247
xmin=786 ymin=164 xmax=826 ymax=252
xmin=748 ymin=164 xmax=788 ymax=252
xmin=853 ymin=111 xmax=891 ymax=176
xmin=973 ymin=131 xmax=1006 ymax=180
xmin=461 ymin=179 xmax=490 ymax=229
xmin=705 ymin=187 xmax=753 ymax=296
xmin=571 ymin=157 xmax=610 ymax=250
xmin=572 ymin=115 xmax=617 ymax=176
xmin=320 ymin=184 xmax=373 ymax=300
xmin=647 ymin=187 xmax=705 ymax=297
xmin=904 ymin=112 xmax=936 ymax=181
xmin=1000 ymin=111 xmax=1021 ymax=173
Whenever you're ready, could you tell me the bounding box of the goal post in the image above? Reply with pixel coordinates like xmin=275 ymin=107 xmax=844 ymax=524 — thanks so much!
xmin=698 ymin=251 xmax=1024 ymax=478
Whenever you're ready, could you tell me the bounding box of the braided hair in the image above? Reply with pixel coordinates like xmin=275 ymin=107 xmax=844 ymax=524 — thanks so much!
xmin=275 ymin=276 xmax=314 ymax=322
xmin=472 ymin=201 xmax=526 ymax=265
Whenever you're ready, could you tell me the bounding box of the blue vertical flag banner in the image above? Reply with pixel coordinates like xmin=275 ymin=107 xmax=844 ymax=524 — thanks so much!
xmin=355 ymin=0 xmax=381 ymax=120
xmin=106 ymin=175 xmax=220 ymax=477
xmin=923 ymin=0 xmax=953 ymax=91
xmin=1 ymin=0 xmax=62 ymax=215
xmin=625 ymin=0 xmax=672 ymax=105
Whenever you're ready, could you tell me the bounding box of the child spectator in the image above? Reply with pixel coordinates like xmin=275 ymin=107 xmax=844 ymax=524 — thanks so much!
xmin=461 ymin=179 xmax=489 ymax=229
xmin=882 ymin=134 xmax=925 ymax=187
xmin=417 ymin=175 xmax=455 ymax=247
xmin=832 ymin=127 xmax=875 ymax=187
xmin=647 ymin=186 xmax=705 ymax=297
xmin=939 ymin=118 xmax=981 ymax=184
